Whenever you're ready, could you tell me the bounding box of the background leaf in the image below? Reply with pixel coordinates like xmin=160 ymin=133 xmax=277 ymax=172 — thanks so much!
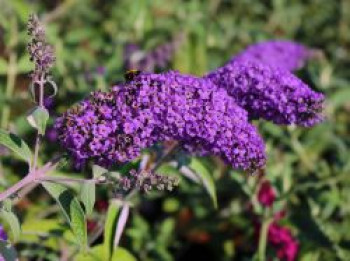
xmin=42 ymin=182 xmax=87 ymax=249
xmin=0 ymin=240 xmax=18 ymax=261
xmin=0 ymin=210 xmax=21 ymax=241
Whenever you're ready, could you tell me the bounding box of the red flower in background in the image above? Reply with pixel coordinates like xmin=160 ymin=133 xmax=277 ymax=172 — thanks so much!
xmin=269 ymin=223 xmax=299 ymax=261
xmin=255 ymin=180 xmax=299 ymax=261
xmin=258 ymin=180 xmax=276 ymax=207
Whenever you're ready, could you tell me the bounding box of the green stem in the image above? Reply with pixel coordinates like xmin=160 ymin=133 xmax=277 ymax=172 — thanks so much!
xmin=258 ymin=212 xmax=272 ymax=261
xmin=32 ymin=74 xmax=46 ymax=171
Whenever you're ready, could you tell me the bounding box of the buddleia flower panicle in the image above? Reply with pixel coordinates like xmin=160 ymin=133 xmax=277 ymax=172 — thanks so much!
xmin=231 ymin=40 xmax=312 ymax=71
xmin=205 ymin=61 xmax=325 ymax=127
xmin=117 ymin=169 xmax=179 ymax=194
xmin=55 ymin=71 xmax=266 ymax=171
xmin=27 ymin=14 xmax=55 ymax=78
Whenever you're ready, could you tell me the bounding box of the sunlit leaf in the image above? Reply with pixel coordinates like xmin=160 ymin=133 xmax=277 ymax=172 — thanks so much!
xmin=42 ymin=182 xmax=87 ymax=249
xmin=0 ymin=210 xmax=21 ymax=241
xmin=0 ymin=129 xmax=32 ymax=165
xmin=26 ymin=106 xmax=50 ymax=135
xmin=189 ymin=158 xmax=217 ymax=208
xmin=103 ymin=201 xmax=120 ymax=260
xmin=79 ymin=182 xmax=95 ymax=216
xmin=111 ymin=247 xmax=137 ymax=261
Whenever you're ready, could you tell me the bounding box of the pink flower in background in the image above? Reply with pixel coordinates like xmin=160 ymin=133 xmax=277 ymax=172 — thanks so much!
xmin=268 ymin=223 xmax=299 ymax=261
xmin=258 ymin=180 xmax=276 ymax=207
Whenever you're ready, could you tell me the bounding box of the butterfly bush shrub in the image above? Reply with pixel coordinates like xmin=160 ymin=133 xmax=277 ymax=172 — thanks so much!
xmin=0 ymin=12 xmax=326 ymax=261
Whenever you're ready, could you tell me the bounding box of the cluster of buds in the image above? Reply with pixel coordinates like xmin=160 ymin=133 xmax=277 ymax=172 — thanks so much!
xmin=27 ymin=14 xmax=55 ymax=78
xmin=117 ymin=169 xmax=179 ymax=194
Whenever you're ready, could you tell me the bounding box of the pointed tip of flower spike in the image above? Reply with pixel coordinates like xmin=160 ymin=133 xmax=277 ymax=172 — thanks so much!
xmin=206 ymin=61 xmax=325 ymax=127
xmin=231 ymin=40 xmax=313 ymax=72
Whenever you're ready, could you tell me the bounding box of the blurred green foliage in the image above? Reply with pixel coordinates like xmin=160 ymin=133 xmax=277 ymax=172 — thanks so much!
xmin=0 ymin=0 xmax=350 ymax=260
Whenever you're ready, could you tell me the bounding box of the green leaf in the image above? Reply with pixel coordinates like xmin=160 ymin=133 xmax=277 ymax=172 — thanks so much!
xmin=79 ymin=182 xmax=96 ymax=216
xmin=75 ymin=245 xmax=104 ymax=261
xmin=42 ymin=182 xmax=87 ymax=249
xmin=0 ymin=129 xmax=32 ymax=164
xmin=189 ymin=158 xmax=217 ymax=208
xmin=0 ymin=210 xmax=21 ymax=241
xmin=92 ymin=165 xmax=108 ymax=179
xmin=0 ymin=240 xmax=18 ymax=261
xmin=111 ymin=247 xmax=137 ymax=261
xmin=103 ymin=201 xmax=120 ymax=261
xmin=26 ymin=106 xmax=50 ymax=135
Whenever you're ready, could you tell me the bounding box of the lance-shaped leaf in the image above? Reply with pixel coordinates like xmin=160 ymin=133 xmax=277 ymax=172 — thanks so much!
xmin=79 ymin=182 xmax=95 ymax=216
xmin=0 ymin=129 xmax=32 ymax=165
xmin=0 ymin=210 xmax=21 ymax=241
xmin=42 ymin=182 xmax=87 ymax=249
xmin=103 ymin=201 xmax=120 ymax=261
xmin=189 ymin=158 xmax=218 ymax=208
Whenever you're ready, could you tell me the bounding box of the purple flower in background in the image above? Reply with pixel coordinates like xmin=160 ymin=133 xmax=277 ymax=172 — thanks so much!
xmin=232 ymin=40 xmax=312 ymax=71
xmin=124 ymin=33 xmax=184 ymax=72
xmin=44 ymin=97 xmax=55 ymax=110
xmin=205 ymin=61 xmax=324 ymax=127
xmin=55 ymin=71 xmax=266 ymax=171
xmin=46 ymin=127 xmax=59 ymax=142
xmin=96 ymin=66 xmax=106 ymax=76
xmin=0 ymin=225 xmax=7 ymax=241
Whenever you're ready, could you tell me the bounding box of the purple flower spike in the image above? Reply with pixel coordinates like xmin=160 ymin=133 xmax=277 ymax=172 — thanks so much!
xmin=232 ymin=40 xmax=312 ymax=71
xmin=205 ymin=61 xmax=324 ymax=127
xmin=55 ymin=71 xmax=266 ymax=171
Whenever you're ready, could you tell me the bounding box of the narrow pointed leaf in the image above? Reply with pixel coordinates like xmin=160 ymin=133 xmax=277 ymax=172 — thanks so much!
xmin=0 ymin=129 xmax=32 ymax=164
xmin=0 ymin=210 xmax=21 ymax=241
xmin=79 ymin=182 xmax=95 ymax=216
xmin=103 ymin=201 xmax=120 ymax=261
xmin=189 ymin=158 xmax=217 ymax=208
xmin=42 ymin=182 xmax=87 ymax=249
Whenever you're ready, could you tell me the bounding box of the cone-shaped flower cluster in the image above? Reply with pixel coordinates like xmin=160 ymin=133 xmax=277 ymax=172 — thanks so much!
xmin=55 ymin=71 xmax=266 ymax=171
xmin=232 ymin=40 xmax=312 ymax=71
xmin=205 ymin=61 xmax=324 ymax=127
xmin=27 ymin=14 xmax=55 ymax=77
